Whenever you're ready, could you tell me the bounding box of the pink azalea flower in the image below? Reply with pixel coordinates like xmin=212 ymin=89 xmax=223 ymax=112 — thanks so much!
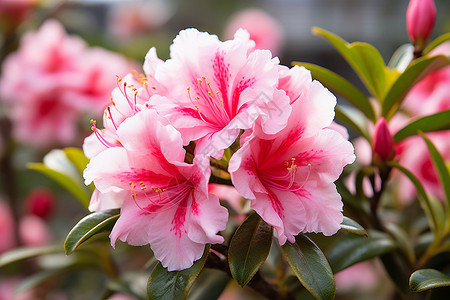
xmin=224 ymin=8 xmax=285 ymax=55
xmin=229 ymin=67 xmax=355 ymax=244
xmin=0 ymin=19 xmax=134 ymax=148
xmin=151 ymin=28 xmax=291 ymax=158
xmin=0 ymin=200 xmax=16 ymax=253
xmin=84 ymin=109 xmax=228 ymax=271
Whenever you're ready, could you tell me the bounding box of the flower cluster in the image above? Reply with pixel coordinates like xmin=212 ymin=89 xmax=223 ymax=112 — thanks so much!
xmin=0 ymin=20 xmax=134 ymax=148
xmin=83 ymin=28 xmax=355 ymax=271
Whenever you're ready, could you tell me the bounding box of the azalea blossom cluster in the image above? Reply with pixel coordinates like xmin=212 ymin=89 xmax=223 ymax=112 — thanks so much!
xmin=83 ymin=28 xmax=355 ymax=271
xmin=0 ymin=20 xmax=133 ymax=148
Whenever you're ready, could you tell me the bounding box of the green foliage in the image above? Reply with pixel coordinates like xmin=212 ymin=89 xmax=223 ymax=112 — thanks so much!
xmin=423 ymin=32 xmax=450 ymax=55
xmin=0 ymin=245 xmax=62 ymax=268
xmin=282 ymin=234 xmax=335 ymax=300
xmin=410 ymin=269 xmax=450 ymax=292
xmin=393 ymin=110 xmax=450 ymax=142
xmin=147 ymin=245 xmax=210 ymax=300
xmin=64 ymin=209 xmax=120 ymax=255
xmin=327 ymin=230 xmax=397 ymax=273
xmin=340 ymin=216 xmax=368 ymax=237
xmin=228 ymin=212 xmax=273 ymax=287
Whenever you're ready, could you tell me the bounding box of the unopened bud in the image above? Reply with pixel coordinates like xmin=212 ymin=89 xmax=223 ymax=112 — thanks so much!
xmin=406 ymin=0 xmax=436 ymax=52
xmin=373 ymin=118 xmax=395 ymax=163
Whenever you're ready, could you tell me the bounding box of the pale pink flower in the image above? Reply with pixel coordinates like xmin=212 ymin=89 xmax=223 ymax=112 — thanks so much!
xmin=335 ymin=261 xmax=380 ymax=292
xmin=150 ymin=28 xmax=291 ymax=158
xmin=19 ymin=215 xmax=52 ymax=247
xmin=84 ymin=109 xmax=228 ymax=271
xmin=0 ymin=278 xmax=35 ymax=300
xmin=229 ymin=67 xmax=355 ymax=244
xmin=106 ymin=294 xmax=139 ymax=300
xmin=0 ymin=200 xmax=16 ymax=253
xmin=224 ymin=8 xmax=285 ymax=55
xmin=0 ymin=20 xmax=133 ymax=148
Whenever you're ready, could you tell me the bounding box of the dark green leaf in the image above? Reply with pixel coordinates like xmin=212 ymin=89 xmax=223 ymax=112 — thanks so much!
xmin=282 ymin=233 xmax=335 ymax=300
xmin=340 ymin=216 xmax=368 ymax=237
xmin=28 ymin=162 xmax=90 ymax=209
xmin=385 ymin=223 xmax=416 ymax=265
xmin=64 ymin=209 xmax=120 ymax=255
xmin=187 ymin=269 xmax=230 ymax=300
xmin=0 ymin=245 xmax=62 ymax=268
xmin=327 ymin=230 xmax=397 ymax=273
xmin=312 ymin=27 xmax=391 ymax=100
xmin=382 ymin=55 xmax=450 ymax=119
xmin=228 ymin=212 xmax=273 ymax=287
xmin=147 ymin=245 xmax=210 ymax=300
xmin=394 ymin=110 xmax=450 ymax=142
xmin=410 ymin=269 xmax=450 ymax=292
xmin=335 ymin=106 xmax=370 ymax=141
xmin=423 ymin=32 xmax=450 ymax=55
xmin=292 ymin=62 xmax=375 ymax=122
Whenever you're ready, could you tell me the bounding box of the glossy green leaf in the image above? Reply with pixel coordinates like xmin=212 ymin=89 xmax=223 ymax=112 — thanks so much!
xmin=327 ymin=230 xmax=397 ymax=273
xmin=63 ymin=147 xmax=90 ymax=176
xmin=147 ymin=245 xmax=209 ymax=300
xmin=340 ymin=216 xmax=368 ymax=237
xmin=0 ymin=245 xmax=62 ymax=268
xmin=393 ymin=110 xmax=450 ymax=142
xmin=335 ymin=106 xmax=370 ymax=141
xmin=423 ymin=32 xmax=450 ymax=55
xmin=64 ymin=209 xmax=120 ymax=255
xmin=382 ymin=55 xmax=450 ymax=119
xmin=410 ymin=269 xmax=450 ymax=292
xmin=292 ymin=62 xmax=375 ymax=122
xmin=228 ymin=212 xmax=273 ymax=287
xmin=187 ymin=269 xmax=230 ymax=300
xmin=312 ymin=27 xmax=389 ymax=100
xmin=385 ymin=223 xmax=416 ymax=265
xmin=388 ymin=162 xmax=443 ymax=234
xmin=28 ymin=162 xmax=90 ymax=209
xmin=282 ymin=233 xmax=335 ymax=300
xmin=420 ymin=133 xmax=450 ymax=232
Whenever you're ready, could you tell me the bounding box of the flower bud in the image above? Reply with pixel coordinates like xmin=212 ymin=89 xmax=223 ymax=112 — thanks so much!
xmin=406 ymin=0 xmax=436 ymax=51
xmin=24 ymin=188 xmax=55 ymax=220
xmin=373 ymin=117 xmax=395 ymax=163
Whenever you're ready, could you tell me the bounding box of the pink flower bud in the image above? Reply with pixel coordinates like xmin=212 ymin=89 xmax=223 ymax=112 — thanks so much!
xmin=24 ymin=188 xmax=55 ymax=220
xmin=373 ymin=117 xmax=395 ymax=162
xmin=406 ymin=0 xmax=436 ymax=50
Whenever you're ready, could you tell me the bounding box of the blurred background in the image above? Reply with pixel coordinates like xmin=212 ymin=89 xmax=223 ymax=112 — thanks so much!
xmin=0 ymin=0 xmax=449 ymax=299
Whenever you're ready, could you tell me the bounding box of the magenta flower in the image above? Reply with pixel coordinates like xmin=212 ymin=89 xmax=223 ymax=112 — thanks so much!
xmin=151 ymin=28 xmax=291 ymax=158
xmin=372 ymin=117 xmax=395 ymax=163
xmin=229 ymin=67 xmax=355 ymax=244
xmin=406 ymin=0 xmax=436 ymax=50
xmin=84 ymin=109 xmax=228 ymax=271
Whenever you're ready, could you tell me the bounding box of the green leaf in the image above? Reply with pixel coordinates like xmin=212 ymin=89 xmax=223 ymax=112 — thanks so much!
xmin=0 ymin=245 xmax=62 ymax=268
xmin=340 ymin=216 xmax=368 ymax=237
xmin=423 ymin=32 xmax=450 ymax=55
xmin=282 ymin=233 xmax=335 ymax=300
xmin=385 ymin=223 xmax=416 ymax=265
xmin=228 ymin=212 xmax=273 ymax=287
xmin=28 ymin=162 xmax=90 ymax=209
xmin=393 ymin=110 xmax=450 ymax=142
xmin=335 ymin=106 xmax=370 ymax=141
xmin=64 ymin=209 xmax=120 ymax=255
xmin=187 ymin=269 xmax=230 ymax=300
xmin=420 ymin=133 xmax=450 ymax=232
xmin=292 ymin=62 xmax=375 ymax=122
xmin=63 ymin=147 xmax=90 ymax=176
xmin=147 ymin=245 xmax=210 ymax=300
xmin=388 ymin=44 xmax=414 ymax=70
xmin=388 ymin=162 xmax=443 ymax=234
xmin=312 ymin=27 xmax=390 ymax=100
xmin=382 ymin=55 xmax=450 ymax=119
xmin=327 ymin=230 xmax=397 ymax=273
xmin=410 ymin=269 xmax=450 ymax=292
